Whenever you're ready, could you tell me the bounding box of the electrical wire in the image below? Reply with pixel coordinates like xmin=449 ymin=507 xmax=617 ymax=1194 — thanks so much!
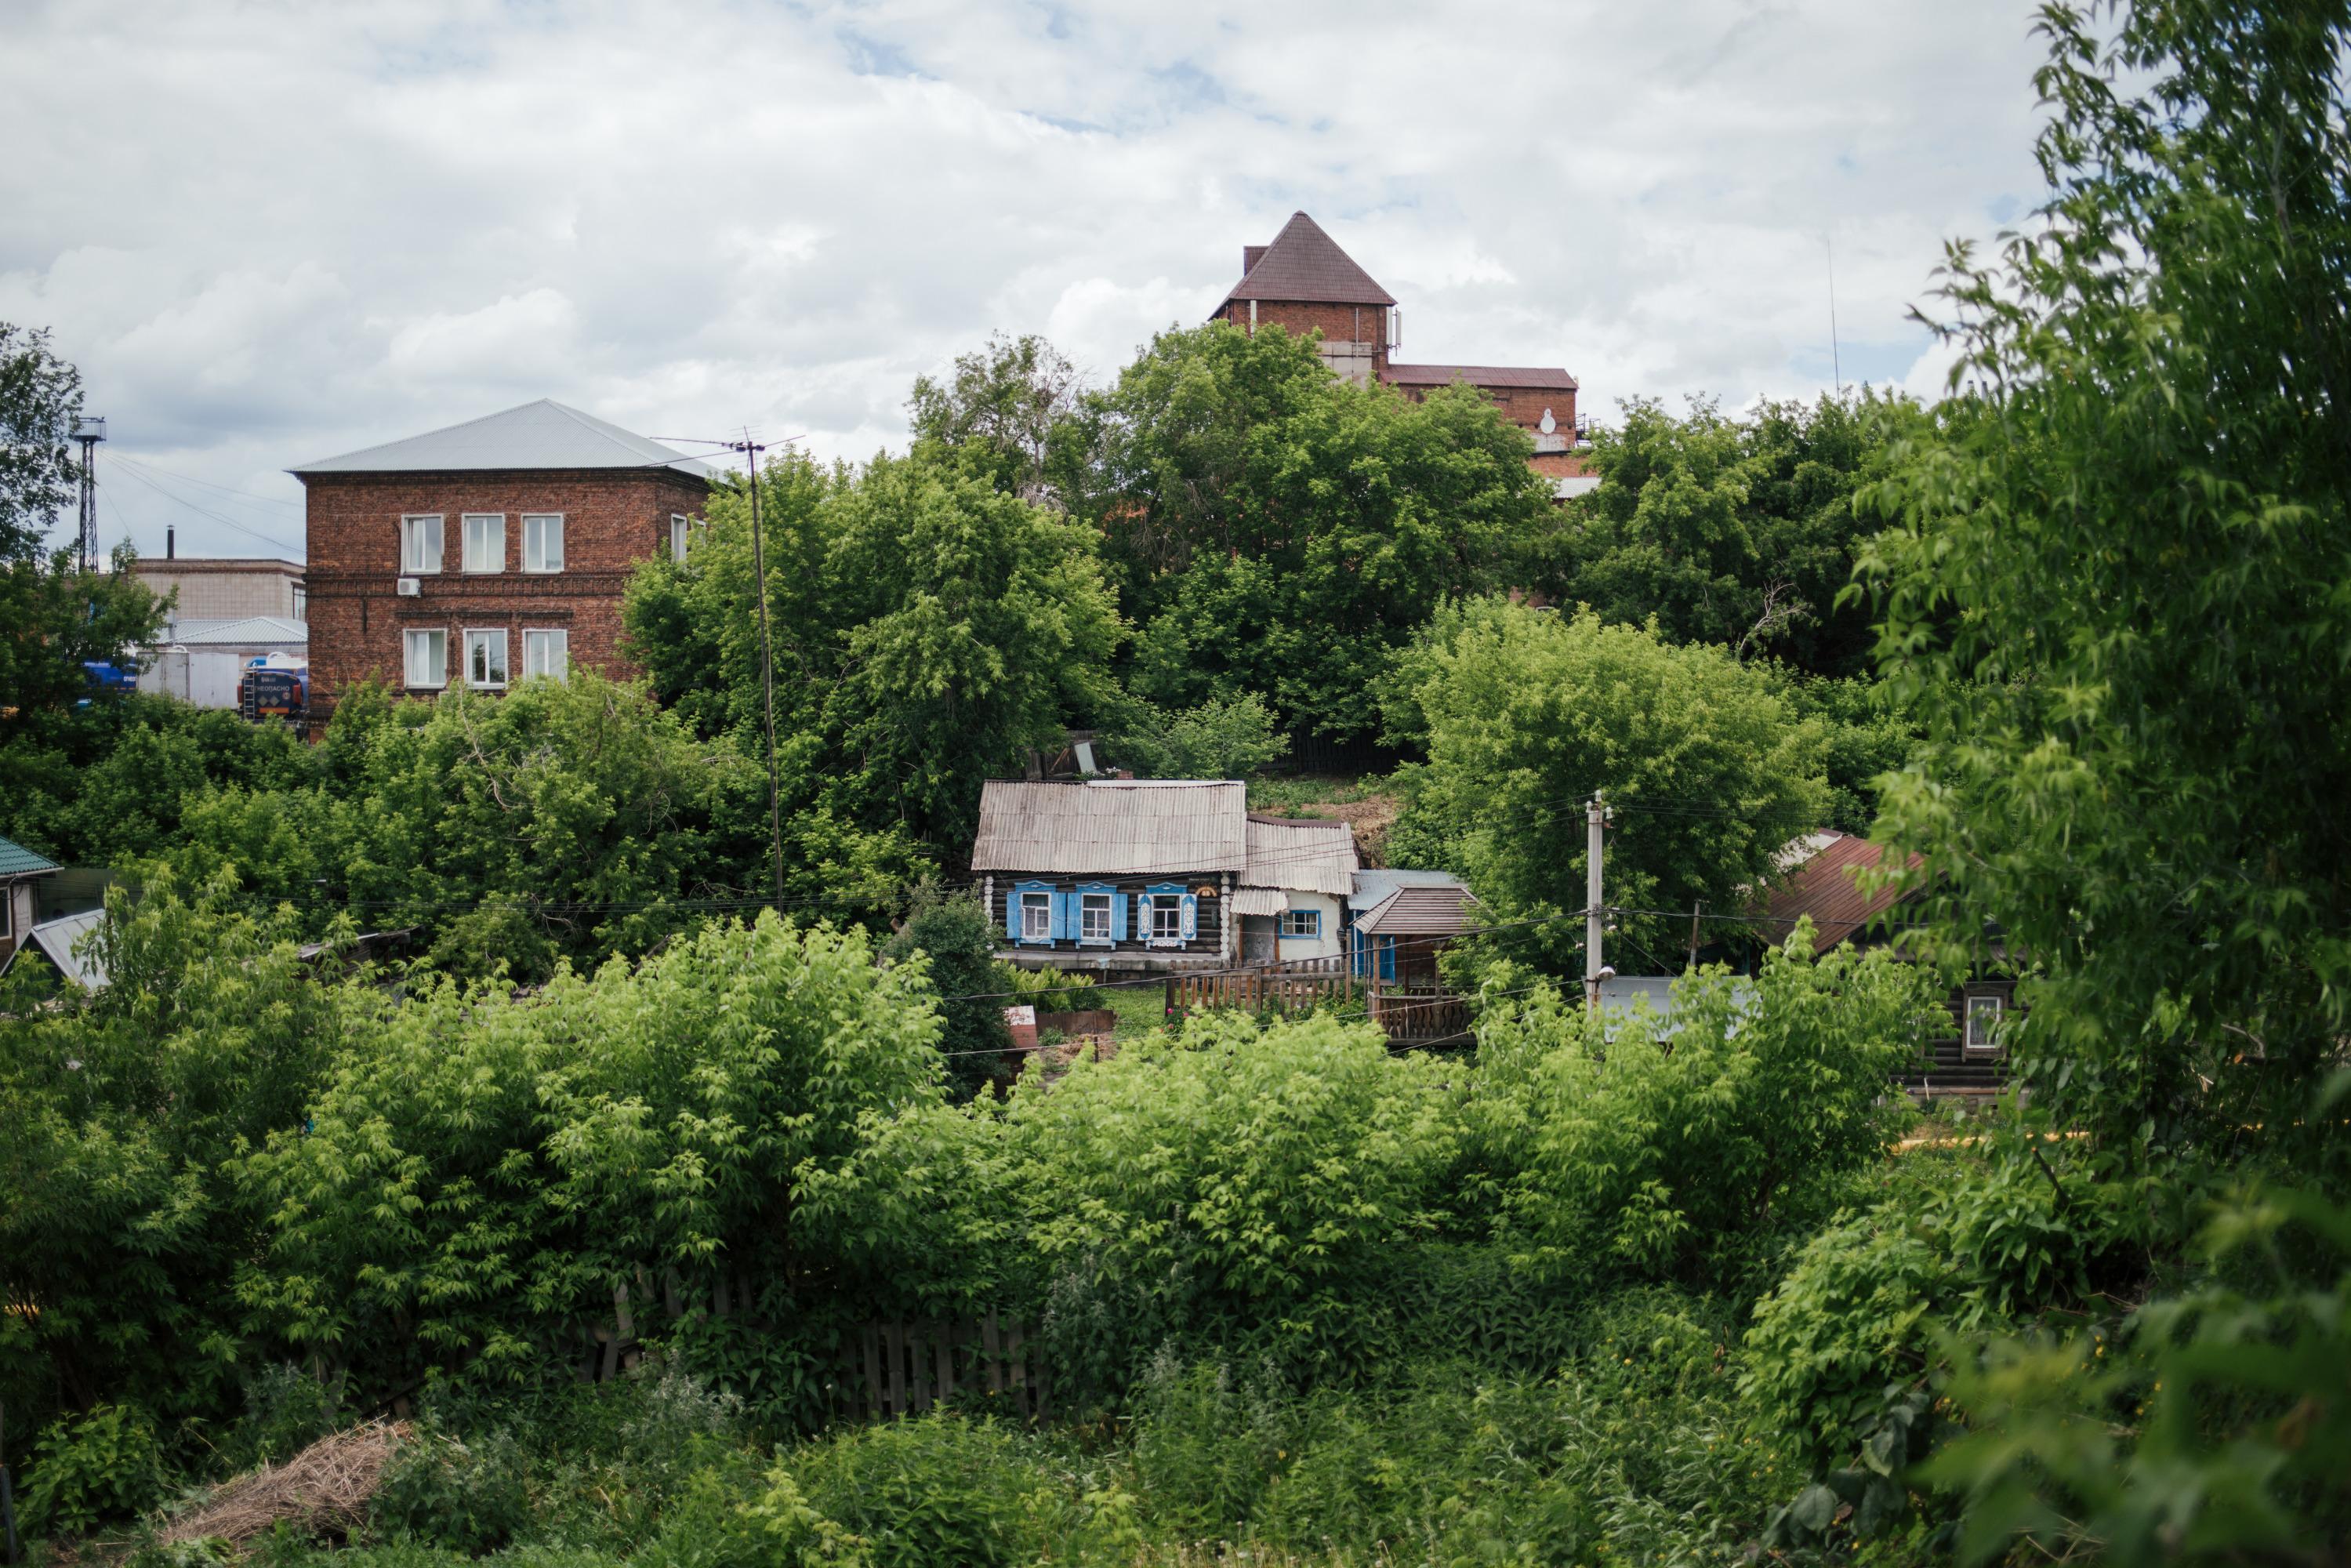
xmin=110 ymin=459 xmax=302 ymax=554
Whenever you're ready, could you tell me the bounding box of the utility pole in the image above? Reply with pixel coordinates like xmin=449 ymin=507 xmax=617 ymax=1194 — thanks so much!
xmin=72 ymin=416 xmax=106 ymax=574
xmin=728 ymin=434 xmax=786 ymax=916
xmin=1585 ymin=794 xmax=1607 ymax=1011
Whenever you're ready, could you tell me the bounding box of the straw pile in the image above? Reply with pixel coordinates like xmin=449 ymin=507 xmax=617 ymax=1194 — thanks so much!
xmin=161 ymin=1420 xmax=410 ymax=1548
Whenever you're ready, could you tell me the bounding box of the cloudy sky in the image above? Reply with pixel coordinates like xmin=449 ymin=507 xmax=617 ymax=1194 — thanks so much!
xmin=3 ymin=0 xmax=2052 ymax=561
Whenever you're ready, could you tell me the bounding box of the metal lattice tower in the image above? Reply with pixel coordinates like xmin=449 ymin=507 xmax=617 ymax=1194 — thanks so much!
xmin=73 ymin=416 xmax=107 ymax=573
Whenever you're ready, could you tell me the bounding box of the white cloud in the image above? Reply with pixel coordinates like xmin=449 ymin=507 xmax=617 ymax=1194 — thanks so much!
xmin=0 ymin=0 xmax=2055 ymax=557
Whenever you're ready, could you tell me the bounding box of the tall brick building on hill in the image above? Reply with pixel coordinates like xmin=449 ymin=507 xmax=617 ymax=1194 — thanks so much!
xmin=1210 ymin=212 xmax=1590 ymax=492
xmin=294 ymin=400 xmax=712 ymax=725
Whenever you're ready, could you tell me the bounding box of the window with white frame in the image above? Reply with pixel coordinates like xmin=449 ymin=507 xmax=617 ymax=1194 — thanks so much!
xmin=465 ymin=629 xmax=509 ymax=688
xmin=462 ymin=514 xmax=506 ymax=573
xmin=521 ymin=628 xmax=568 ymax=681
xmin=290 ymin=583 xmax=307 ymax=620
xmin=1020 ymin=891 xmax=1052 ymax=941
xmin=1965 ymin=994 xmax=2005 ymax=1054
xmin=1278 ymin=908 xmax=1320 ymax=938
xmin=403 ymin=628 xmax=447 ymax=688
xmin=522 ymin=514 xmax=564 ymax=573
xmin=1150 ymin=898 xmax=1183 ymax=941
xmin=1080 ymin=891 xmax=1112 ymax=942
xmin=671 ymin=514 xmax=691 ymax=563
xmin=401 ymin=515 xmax=444 ymax=574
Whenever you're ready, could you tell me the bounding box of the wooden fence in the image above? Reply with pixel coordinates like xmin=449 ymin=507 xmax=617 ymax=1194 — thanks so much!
xmin=1166 ymin=957 xmax=1475 ymax=1047
xmin=561 ymin=1269 xmax=1048 ymax=1422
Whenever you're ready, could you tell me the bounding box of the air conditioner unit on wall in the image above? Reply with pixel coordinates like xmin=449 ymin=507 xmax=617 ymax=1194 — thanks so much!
xmin=396 ymin=577 xmax=420 ymax=597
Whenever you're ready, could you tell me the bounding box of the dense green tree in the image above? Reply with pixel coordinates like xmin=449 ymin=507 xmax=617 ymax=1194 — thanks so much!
xmin=883 ymin=892 xmax=1013 ymax=1096
xmin=0 ymin=322 xmax=85 ymax=557
xmin=1384 ymin=597 xmax=1830 ymax=972
xmin=625 ymin=448 xmax=1122 ymax=858
xmin=1110 ymin=690 xmax=1289 ymax=780
xmin=908 ymin=332 xmax=1085 ymax=505
xmin=1069 ymin=322 xmax=1556 ymax=742
xmin=1541 ymin=392 xmax=1924 ymax=681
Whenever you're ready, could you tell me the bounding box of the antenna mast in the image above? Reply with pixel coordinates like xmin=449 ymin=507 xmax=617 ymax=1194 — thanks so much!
xmin=1826 ymin=236 xmax=1844 ymax=395
xmin=73 ymin=416 xmax=107 ymax=573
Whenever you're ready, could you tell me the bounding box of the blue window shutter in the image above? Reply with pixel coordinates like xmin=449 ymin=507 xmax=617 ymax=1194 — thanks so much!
xmin=1050 ymin=890 xmax=1071 ymax=941
xmin=1112 ymin=891 xmax=1130 ymax=942
xmin=1004 ymin=889 xmax=1020 ymax=942
xmin=1181 ymin=890 xmax=1199 ymax=942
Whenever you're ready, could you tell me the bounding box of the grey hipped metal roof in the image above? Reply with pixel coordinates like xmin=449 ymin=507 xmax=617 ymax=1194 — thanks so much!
xmin=971 ymin=780 xmax=1246 ymax=875
xmin=1348 ymin=867 xmax=1471 ymax=912
xmin=1217 ymin=212 xmax=1397 ymax=310
xmin=9 ymin=909 xmax=108 ymax=990
xmin=290 ymin=399 xmax=717 ymax=478
xmin=1243 ymin=815 xmax=1359 ymax=897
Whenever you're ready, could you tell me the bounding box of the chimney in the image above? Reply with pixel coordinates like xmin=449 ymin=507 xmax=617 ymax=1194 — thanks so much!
xmin=166 ymin=525 xmax=175 ymax=560
xmin=1242 ymin=244 xmax=1267 ymax=275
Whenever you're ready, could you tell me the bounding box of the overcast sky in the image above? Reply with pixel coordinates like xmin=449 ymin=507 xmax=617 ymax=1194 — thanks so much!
xmin=3 ymin=0 xmax=2052 ymax=561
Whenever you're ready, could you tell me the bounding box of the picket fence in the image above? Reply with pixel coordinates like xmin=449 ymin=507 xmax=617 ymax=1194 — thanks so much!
xmin=1167 ymin=957 xmax=1473 ymax=1045
xmin=563 ymin=1269 xmax=1049 ymax=1422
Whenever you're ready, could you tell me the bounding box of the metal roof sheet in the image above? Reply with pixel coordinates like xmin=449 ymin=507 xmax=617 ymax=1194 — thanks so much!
xmin=290 ymin=399 xmax=717 ymax=477
xmin=0 ymin=837 xmax=61 ymax=879
xmin=1348 ymin=867 xmax=1469 ymax=912
xmin=1242 ymin=815 xmax=1359 ymax=896
xmin=26 ymin=909 xmax=107 ymax=989
xmin=1760 ymin=833 xmax=1921 ymax=948
xmin=1355 ymin=883 xmax=1479 ymax=936
xmin=971 ymin=779 xmax=1246 ymax=875
xmin=1382 ymin=362 xmax=1580 ymax=390
xmin=1217 ymin=212 xmax=1396 ymax=310
xmin=160 ymin=615 xmax=310 ymax=648
xmin=1228 ymin=887 xmax=1287 ymax=916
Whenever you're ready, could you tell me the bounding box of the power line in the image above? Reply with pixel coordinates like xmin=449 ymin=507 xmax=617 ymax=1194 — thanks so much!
xmin=111 ymin=456 xmax=303 ymax=513
xmin=110 ymin=459 xmax=302 ymax=554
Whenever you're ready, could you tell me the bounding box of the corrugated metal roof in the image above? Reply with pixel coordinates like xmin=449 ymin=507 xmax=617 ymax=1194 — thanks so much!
xmin=1383 ymin=363 xmax=1580 ymax=390
xmin=1355 ymin=883 xmax=1479 ymax=936
xmin=971 ymin=779 xmax=1246 ymax=874
xmin=1229 ymin=887 xmax=1286 ymax=916
xmin=161 ymin=615 xmax=310 ymax=648
xmin=27 ymin=909 xmax=106 ymax=989
xmin=290 ymin=399 xmax=717 ymax=477
xmin=0 ymin=837 xmax=61 ymax=878
xmin=1217 ymin=212 xmax=1396 ymax=310
xmin=1761 ymin=833 xmax=1921 ymax=948
xmin=1348 ymin=868 xmax=1468 ymax=911
xmin=1242 ymin=815 xmax=1358 ymax=896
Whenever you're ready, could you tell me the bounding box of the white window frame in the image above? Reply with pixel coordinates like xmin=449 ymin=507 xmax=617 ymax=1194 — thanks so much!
xmin=1079 ymin=891 xmax=1112 ymax=944
xmin=464 ymin=627 xmax=510 ymax=690
xmin=521 ymin=627 xmax=569 ymax=682
xmin=401 ymin=514 xmax=444 ymax=575
xmin=402 ymin=627 xmax=447 ymax=689
xmin=1279 ymin=908 xmax=1321 ymax=939
xmin=1964 ymin=994 xmax=2005 ymax=1056
xmin=1020 ymin=891 xmax=1052 ymax=942
xmin=461 ymin=513 xmax=506 ymax=574
xmin=671 ymin=514 xmax=691 ymax=563
xmin=1150 ymin=899 xmax=1183 ymax=942
xmin=522 ymin=513 xmax=565 ymax=574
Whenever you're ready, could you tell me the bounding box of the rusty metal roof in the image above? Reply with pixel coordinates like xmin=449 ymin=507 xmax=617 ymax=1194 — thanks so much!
xmin=1382 ymin=363 xmax=1580 ymax=390
xmin=971 ymin=779 xmax=1246 ymax=875
xmin=1242 ymin=815 xmax=1359 ymax=897
xmin=1217 ymin=212 xmax=1396 ymax=309
xmin=1760 ymin=833 xmax=1922 ymax=948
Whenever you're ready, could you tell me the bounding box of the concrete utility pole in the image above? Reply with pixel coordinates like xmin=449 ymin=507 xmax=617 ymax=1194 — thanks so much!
xmin=1584 ymin=794 xmax=1606 ymax=1011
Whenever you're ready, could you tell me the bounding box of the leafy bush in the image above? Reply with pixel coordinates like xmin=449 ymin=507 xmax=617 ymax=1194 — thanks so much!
xmin=787 ymin=1415 xmax=1061 ymax=1568
xmin=1468 ymin=929 xmax=1939 ymax=1281
xmin=1112 ymin=691 xmax=1290 ymax=780
xmin=372 ymin=1428 xmax=532 ymax=1554
xmin=20 ymin=1402 xmax=165 ymax=1536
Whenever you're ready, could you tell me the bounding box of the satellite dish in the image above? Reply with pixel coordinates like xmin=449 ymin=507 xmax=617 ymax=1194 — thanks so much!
xmin=1538 ymin=408 xmax=1557 ymax=435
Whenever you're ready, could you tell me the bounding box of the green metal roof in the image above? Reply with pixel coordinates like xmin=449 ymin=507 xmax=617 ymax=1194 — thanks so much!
xmin=0 ymin=837 xmax=62 ymax=878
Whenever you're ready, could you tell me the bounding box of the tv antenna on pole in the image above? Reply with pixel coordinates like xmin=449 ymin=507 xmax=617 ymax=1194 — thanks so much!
xmin=73 ymin=416 xmax=107 ymax=573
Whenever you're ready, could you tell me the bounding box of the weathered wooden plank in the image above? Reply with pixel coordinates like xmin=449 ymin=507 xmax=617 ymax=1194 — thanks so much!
xmin=935 ymin=1319 xmax=956 ymax=1405
xmin=1003 ymin=1318 xmax=1028 ymax=1419
xmin=862 ymin=1324 xmax=883 ymax=1423
xmin=885 ymin=1322 xmax=907 ymax=1417
xmin=909 ymin=1322 xmax=932 ymax=1414
xmin=982 ymin=1310 xmax=1004 ymax=1394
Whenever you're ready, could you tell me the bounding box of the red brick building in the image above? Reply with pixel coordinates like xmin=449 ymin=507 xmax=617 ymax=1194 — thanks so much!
xmin=293 ymin=400 xmax=712 ymax=724
xmin=1210 ymin=212 xmax=1591 ymax=493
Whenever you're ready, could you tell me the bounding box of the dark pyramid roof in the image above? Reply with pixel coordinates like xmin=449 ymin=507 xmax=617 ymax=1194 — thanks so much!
xmin=1217 ymin=212 xmax=1395 ymax=310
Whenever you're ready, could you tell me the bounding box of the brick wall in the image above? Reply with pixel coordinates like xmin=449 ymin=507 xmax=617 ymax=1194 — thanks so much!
xmin=1215 ymin=299 xmax=1391 ymax=379
xmin=301 ymin=467 xmax=709 ymax=725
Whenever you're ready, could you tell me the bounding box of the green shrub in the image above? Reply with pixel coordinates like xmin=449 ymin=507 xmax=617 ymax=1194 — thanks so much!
xmin=640 ymin=1463 xmax=868 ymax=1568
xmin=21 ymin=1402 xmax=165 ymax=1537
xmin=372 ymin=1427 xmax=532 ymax=1554
xmin=786 ymin=1414 xmax=1061 ymax=1568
